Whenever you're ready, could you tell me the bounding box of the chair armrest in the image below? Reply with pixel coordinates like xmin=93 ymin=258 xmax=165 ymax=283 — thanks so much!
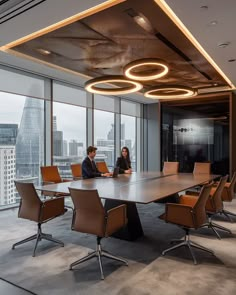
xmin=105 ymin=204 xmax=127 ymax=236
xmin=179 ymin=195 xmax=198 ymax=206
xmin=164 ymin=203 xmax=194 ymax=227
xmin=40 ymin=197 xmax=66 ymax=222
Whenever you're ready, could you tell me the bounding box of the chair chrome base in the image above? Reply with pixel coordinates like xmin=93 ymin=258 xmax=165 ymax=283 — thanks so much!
xmin=12 ymin=223 xmax=64 ymax=257
xmin=70 ymin=237 xmax=128 ymax=280
xmin=202 ymin=216 xmax=232 ymax=239
xmin=162 ymin=232 xmax=214 ymax=265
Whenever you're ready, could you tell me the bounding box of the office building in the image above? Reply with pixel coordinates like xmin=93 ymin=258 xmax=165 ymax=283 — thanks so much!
xmin=0 ymin=124 xmax=18 ymax=145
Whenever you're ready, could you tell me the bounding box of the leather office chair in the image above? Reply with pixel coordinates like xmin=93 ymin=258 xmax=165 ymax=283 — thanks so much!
xmin=69 ymin=188 xmax=128 ymax=280
xmin=163 ymin=161 xmax=179 ymax=175
xmin=96 ymin=161 xmax=109 ymax=173
xmin=182 ymin=175 xmax=232 ymax=239
xmin=40 ymin=165 xmax=71 ymax=198
xmin=202 ymin=175 xmax=232 ymax=239
xmin=186 ymin=162 xmax=211 ymax=193
xmin=41 ymin=165 xmax=70 ymax=184
xmin=71 ymin=163 xmax=82 ymax=180
xmin=220 ymin=172 xmax=236 ymax=221
xmin=160 ymin=183 xmax=214 ymax=265
xmin=193 ymin=162 xmax=211 ymax=174
xmin=12 ymin=181 xmax=66 ymax=257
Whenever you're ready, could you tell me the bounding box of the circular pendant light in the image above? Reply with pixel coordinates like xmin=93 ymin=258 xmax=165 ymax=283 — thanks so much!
xmin=85 ymin=75 xmax=143 ymax=95
xmin=124 ymin=58 xmax=169 ymax=81
xmin=144 ymin=85 xmax=197 ymax=99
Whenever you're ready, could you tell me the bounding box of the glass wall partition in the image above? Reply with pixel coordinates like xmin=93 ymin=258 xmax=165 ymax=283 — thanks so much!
xmin=161 ymin=98 xmax=229 ymax=174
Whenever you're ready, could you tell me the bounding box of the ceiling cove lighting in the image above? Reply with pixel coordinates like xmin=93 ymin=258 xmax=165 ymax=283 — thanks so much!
xmin=124 ymin=58 xmax=169 ymax=81
xmin=154 ymin=0 xmax=235 ymax=89
xmin=144 ymin=85 xmax=197 ymax=99
xmin=85 ymin=75 xmax=143 ymax=95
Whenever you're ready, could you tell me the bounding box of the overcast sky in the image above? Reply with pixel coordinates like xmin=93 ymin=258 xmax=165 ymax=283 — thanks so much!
xmin=0 ymin=93 xmax=136 ymax=144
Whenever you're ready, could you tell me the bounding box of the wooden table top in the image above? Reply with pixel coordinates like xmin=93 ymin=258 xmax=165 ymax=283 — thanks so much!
xmin=36 ymin=172 xmax=219 ymax=204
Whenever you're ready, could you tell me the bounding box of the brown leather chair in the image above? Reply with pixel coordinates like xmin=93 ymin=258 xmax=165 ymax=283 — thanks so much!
xmin=41 ymin=165 xmax=70 ymax=184
xmin=40 ymin=165 xmax=71 ymax=198
xmin=202 ymin=175 xmax=232 ymax=238
xmin=181 ymin=175 xmax=232 ymax=239
xmin=219 ymin=172 xmax=236 ymax=221
xmin=186 ymin=162 xmax=211 ymax=193
xmin=160 ymin=183 xmax=214 ymax=265
xmin=96 ymin=161 xmax=109 ymax=173
xmin=163 ymin=161 xmax=179 ymax=174
xmin=12 ymin=181 xmax=66 ymax=257
xmin=193 ymin=162 xmax=211 ymax=174
xmin=71 ymin=163 xmax=82 ymax=180
xmin=69 ymin=188 xmax=128 ymax=280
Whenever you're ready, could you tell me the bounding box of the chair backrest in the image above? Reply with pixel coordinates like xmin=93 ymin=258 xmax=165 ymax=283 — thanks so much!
xmin=210 ymin=175 xmax=228 ymax=212
xmin=192 ymin=182 xmax=214 ymax=228
xmin=224 ymin=172 xmax=236 ymax=201
xmin=96 ymin=161 xmax=109 ymax=173
xmin=163 ymin=161 xmax=179 ymax=174
xmin=69 ymin=188 xmax=106 ymax=237
xmin=15 ymin=181 xmax=41 ymax=222
xmin=71 ymin=163 xmax=82 ymax=178
xmin=41 ymin=166 xmax=62 ymax=183
xmin=193 ymin=162 xmax=211 ymax=174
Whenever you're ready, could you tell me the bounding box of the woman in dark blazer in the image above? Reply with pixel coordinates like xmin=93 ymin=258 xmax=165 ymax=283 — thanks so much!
xmin=116 ymin=146 xmax=132 ymax=174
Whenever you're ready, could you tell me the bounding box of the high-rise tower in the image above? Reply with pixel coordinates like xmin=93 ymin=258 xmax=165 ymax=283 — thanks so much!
xmin=16 ymin=97 xmax=44 ymax=179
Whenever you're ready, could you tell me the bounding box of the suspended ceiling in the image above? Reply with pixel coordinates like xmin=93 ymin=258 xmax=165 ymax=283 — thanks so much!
xmin=0 ymin=0 xmax=235 ymax=103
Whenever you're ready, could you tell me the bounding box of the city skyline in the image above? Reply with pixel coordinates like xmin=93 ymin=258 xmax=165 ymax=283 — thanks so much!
xmin=0 ymin=92 xmax=137 ymax=206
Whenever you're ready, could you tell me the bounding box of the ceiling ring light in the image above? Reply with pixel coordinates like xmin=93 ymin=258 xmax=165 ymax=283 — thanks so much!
xmin=85 ymin=75 xmax=143 ymax=95
xmin=124 ymin=58 xmax=169 ymax=81
xmin=144 ymin=85 xmax=198 ymax=99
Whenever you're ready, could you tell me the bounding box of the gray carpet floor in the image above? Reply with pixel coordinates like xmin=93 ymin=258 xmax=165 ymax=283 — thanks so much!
xmin=1 ymin=200 xmax=236 ymax=295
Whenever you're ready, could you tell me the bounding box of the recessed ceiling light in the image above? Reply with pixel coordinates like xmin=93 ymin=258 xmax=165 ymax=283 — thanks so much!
xmin=209 ymin=20 xmax=218 ymax=26
xmin=228 ymin=59 xmax=236 ymax=62
xmin=217 ymin=42 xmax=230 ymax=48
xmin=36 ymin=48 xmax=51 ymax=55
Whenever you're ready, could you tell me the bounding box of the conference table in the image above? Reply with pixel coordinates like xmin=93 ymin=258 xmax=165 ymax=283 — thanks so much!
xmin=36 ymin=172 xmax=219 ymax=240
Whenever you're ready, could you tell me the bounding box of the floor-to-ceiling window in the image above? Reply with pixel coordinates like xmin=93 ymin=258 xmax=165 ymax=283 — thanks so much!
xmin=94 ymin=95 xmax=116 ymax=169
xmin=94 ymin=110 xmax=115 ymax=169
xmin=121 ymin=115 xmax=136 ymax=171
xmin=121 ymin=100 xmax=141 ymax=172
xmin=52 ymin=82 xmax=87 ymax=178
xmin=0 ymin=66 xmax=143 ymax=209
xmin=0 ymin=67 xmax=46 ymax=208
xmin=0 ymin=92 xmax=45 ymax=207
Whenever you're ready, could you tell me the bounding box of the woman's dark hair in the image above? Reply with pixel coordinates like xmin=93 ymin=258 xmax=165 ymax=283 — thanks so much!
xmin=121 ymin=146 xmax=131 ymax=164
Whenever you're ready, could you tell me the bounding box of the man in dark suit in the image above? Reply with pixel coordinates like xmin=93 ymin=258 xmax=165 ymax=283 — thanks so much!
xmin=82 ymin=146 xmax=112 ymax=179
